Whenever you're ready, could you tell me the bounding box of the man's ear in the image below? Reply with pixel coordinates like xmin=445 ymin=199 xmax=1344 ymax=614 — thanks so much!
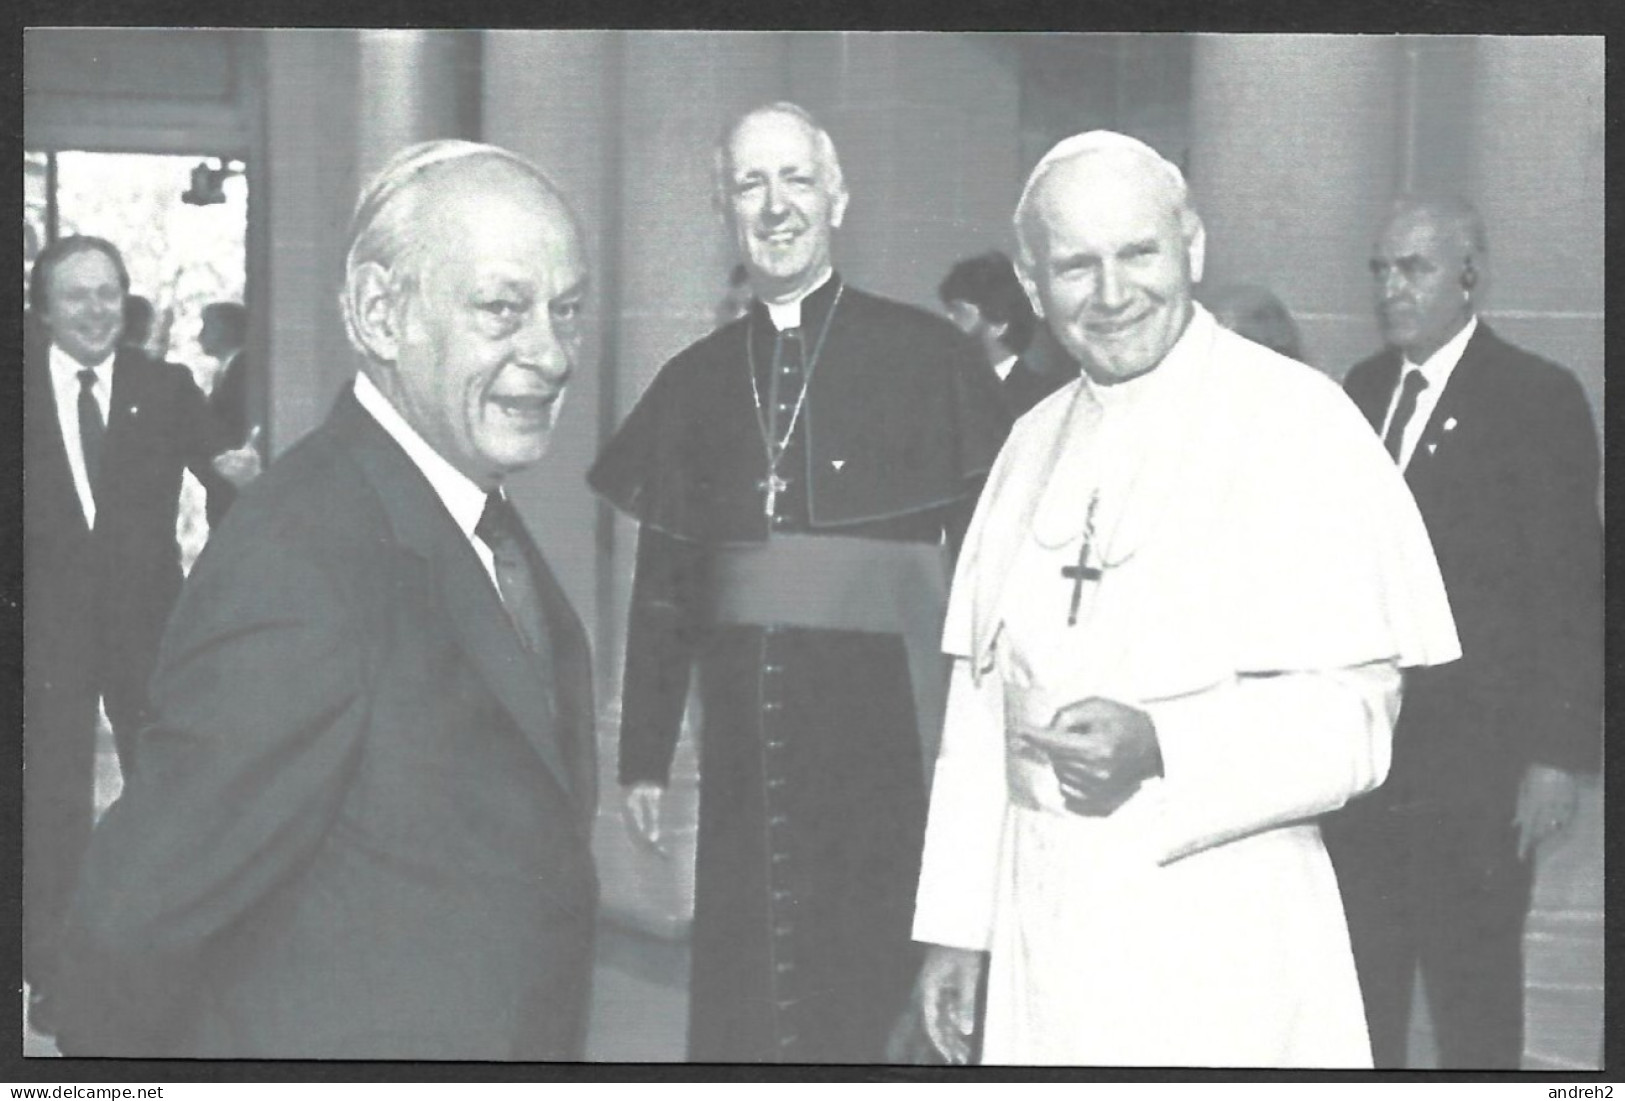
xmin=349 ymin=261 xmax=401 ymax=363
xmin=830 ymin=185 xmax=850 ymax=230
xmin=1015 ymin=261 xmax=1045 ymax=320
xmin=1186 ymin=215 xmax=1207 ymax=286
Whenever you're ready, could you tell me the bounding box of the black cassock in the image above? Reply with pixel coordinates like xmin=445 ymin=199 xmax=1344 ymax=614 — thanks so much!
xmin=590 ymin=275 xmax=1008 ymax=1062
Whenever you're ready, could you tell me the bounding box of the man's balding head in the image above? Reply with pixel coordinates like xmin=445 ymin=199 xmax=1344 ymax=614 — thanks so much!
xmin=341 ymin=140 xmax=574 ymax=357
xmin=1370 ymin=194 xmax=1486 ymax=363
xmin=343 ymin=140 xmax=590 ymax=487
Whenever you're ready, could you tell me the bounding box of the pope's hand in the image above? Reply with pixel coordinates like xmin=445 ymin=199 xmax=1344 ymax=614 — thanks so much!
xmin=623 ymin=782 xmax=667 ymax=855
xmin=1023 ymin=696 xmax=1162 ymax=817
xmin=914 ymin=945 xmax=984 ymax=1065
xmin=211 ymin=425 xmax=263 ymax=488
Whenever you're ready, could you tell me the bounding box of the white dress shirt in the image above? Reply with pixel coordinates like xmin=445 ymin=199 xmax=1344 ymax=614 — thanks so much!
xmin=991 ymin=353 xmax=1019 ymax=383
xmin=352 ymin=372 xmax=501 ymax=590
xmin=1380 ymin=315 xmax=1477 ymax=471
xmin=49 ymin=343 xmax=114 ymax=529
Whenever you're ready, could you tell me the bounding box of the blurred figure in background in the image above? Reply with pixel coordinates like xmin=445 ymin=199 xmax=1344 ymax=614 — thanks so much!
xmin=120 ymin=294 xmax=156 ymax=356
xmin=1197 ymin=282 xmax=1305 ymax=362
xmin=940 ymin=250 xmax=1069 ymax=420
xmin=199 ymin=301 xmax=260 ymax=526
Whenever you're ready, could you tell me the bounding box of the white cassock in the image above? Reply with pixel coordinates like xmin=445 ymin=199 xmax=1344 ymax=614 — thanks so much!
xmin=912 ymin=306 xmax=1460 ymax=1068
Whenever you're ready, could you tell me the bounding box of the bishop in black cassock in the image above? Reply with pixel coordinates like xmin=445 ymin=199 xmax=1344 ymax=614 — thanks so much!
xmin=591 ymin=270 xmax=1007 ymax=1062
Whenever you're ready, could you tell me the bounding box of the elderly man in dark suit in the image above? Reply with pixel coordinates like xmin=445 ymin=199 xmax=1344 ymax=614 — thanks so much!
xmin=23 ymin=237 xmax=260 ymax=1037
xmin=1323 ymin=195 xmax=1602 ymax=1069
xmin=55 ymin=140 xmax=599 ymax=1060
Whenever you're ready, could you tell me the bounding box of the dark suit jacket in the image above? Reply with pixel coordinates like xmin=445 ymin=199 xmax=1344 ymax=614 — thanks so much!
xmin=1000 ymin=355 xmax=1069 ymax=420
xmin=24 ymin=339 xmax=235 ymax=733
xmin=1341 ymin=323 xmax=1601 ymax=858
xmin=56 ymin=387 xmax=599 ymax=1059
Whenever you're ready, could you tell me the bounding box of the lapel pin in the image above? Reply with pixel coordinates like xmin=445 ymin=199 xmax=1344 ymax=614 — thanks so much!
xmin=1442 ymin=417 xmax=1457 ymax=432
xmin=831 ymin=459 xmax=846 ymax=471
xmin=1426 ymin=442 xmax=1438 ymax=455
xmin=128 ymin=404 xmax=139 ymax=416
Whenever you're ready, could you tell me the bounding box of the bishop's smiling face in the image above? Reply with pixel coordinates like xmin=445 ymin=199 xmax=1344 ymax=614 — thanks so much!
xmin=721 ymin=110 xmax=849 ymax=304
xmin=378 ymin=162 xmax=589 ymax=487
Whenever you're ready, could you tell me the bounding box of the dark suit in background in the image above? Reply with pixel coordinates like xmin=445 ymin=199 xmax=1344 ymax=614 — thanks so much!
xmin=998 ymin=354 xmax=1069 ymax=420
xmin=23 ymin=337 xmax=235 ymax=1003
xmin=56 ymin=390 xmax=599 ymax=1058
xmin=1324 ymin=323 xmax=1602 ymax=1067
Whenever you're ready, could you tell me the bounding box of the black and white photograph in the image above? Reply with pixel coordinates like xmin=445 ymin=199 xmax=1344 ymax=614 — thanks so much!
xmin=16 ymin=26 xmax=1605 ymax=1079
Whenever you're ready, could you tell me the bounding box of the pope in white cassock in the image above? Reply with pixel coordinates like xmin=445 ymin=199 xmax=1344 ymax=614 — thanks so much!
xmin=908 ymin=131 xmax=1461 ymax=1068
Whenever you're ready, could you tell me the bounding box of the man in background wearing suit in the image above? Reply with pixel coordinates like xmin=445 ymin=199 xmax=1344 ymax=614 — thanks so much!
xmin=23 ymin=237 xmax=261 ymax=1037
xmin=939 ymin=250 xmax=1069 ymax=420
xmin=56 ymin=141 xmax=599 ymax=1059
xmin=1323 ymin=195 xmax=1602 ymax=1069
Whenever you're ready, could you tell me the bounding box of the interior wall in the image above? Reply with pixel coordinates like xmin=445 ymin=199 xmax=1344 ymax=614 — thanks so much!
xmin=787 ymin=33 xmax=1026 ymax=310
xmin=261 ymin=31 xmax=361 ymax=457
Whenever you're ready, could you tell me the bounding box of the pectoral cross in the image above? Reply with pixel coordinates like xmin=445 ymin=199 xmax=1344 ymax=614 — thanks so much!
xmin=1061 ymin=492 xmax=1102 ymax=627
xmin=758 ymin=472 xmax=788 ymax=517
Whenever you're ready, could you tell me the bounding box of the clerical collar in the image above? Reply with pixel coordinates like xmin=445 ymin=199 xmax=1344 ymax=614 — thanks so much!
xmin=763 ymin=269 xmax=836 ymax=331
xmin=1082 ymin=304 xmax=1212 ymax=411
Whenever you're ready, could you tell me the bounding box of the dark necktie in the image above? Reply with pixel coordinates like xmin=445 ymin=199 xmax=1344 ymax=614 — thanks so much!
xmin=476 ymin=491 xmax=582 ymax=790
xmin=77 ymin=368 xmax=105 ymax=505
xmin=1383 ymin=369 xmax=1429 ymax=462
xmin=474 ymin=491 xmax=554 ymax=669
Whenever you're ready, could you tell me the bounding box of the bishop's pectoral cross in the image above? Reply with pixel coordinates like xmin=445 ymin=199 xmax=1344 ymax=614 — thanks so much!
xmin=758 ymin=472 xmax=788 ymax=517
xmin=1062 ymin=491 xmax=1103 ymax=627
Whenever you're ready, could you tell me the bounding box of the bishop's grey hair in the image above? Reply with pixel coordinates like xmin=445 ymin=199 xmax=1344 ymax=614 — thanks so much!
xmin=712 ymin=102 xmax=847 ymax=208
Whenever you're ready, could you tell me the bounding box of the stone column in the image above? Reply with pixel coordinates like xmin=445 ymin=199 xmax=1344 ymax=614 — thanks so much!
xmin=1464 ymin=36 xmax=1603 ymax=439
xmin=1463 ymin=36 xmax=1604 ymax=1072
xmin=262 ymin=30 xmax=361 ymax=455
xmin=354 ymin=30 xmax=481 ymax=182
xmin=1189 ymin=35 xmax=1405 ymax=377
xmin=481 ymin=30 xmax=619 ymax=641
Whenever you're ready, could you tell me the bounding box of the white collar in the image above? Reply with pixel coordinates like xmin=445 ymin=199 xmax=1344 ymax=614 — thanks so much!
xmin=1080 ymin=303 xmax=1211 ymax=411
xmin=992 ymin=354 xmax=1019 ymax=383
xmin=764 ymin=269 xmax=834 ymax=331
xmin=352 ymin=371 xmax=491 ymax=542
xmin=49 ymin=342 xmax=115 ymax=385
xmin=1402 ymin=314 xmax=1478 ymax=391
